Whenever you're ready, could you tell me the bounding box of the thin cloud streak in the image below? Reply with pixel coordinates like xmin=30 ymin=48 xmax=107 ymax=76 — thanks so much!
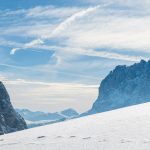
xmin=74 ymin=48 xmax=148 ymax=62
xmin=48 ymin=46 xmax=149 ymax=62
xmin=43 ymin=5 xmax=101 ymax=38
xmin=10 ymin=4 xmax=108 ymax=54
xmin=10 ymin=39 xmax=44 ymax=54
xmin=0 ymin=62 xmax=99 ymax=80
xmin=9 ymin=3 xmax=150 ymax=63
xmin=3 ymin=78 xmax=98 ymax=88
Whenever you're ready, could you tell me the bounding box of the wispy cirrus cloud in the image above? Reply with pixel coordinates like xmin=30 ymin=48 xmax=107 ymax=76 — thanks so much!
xmin=62 ymin=47 xmax=148 ymax=62
xmin=1 ymin=1 xmax=150 ymax=112
xmin=0 ymin=4 xmax=148 ymax=96
xmin=1 ymin=2 xmax=150 ymax=78
xmin=10 ymin=39 xmax=44 ymax=54
xmin=26 ymin=6 xmax=82 ymax=18
xmin=9 ymin=2 xmax=150 ymax=62
xmin=10 ymin=4 xmax=107 ymax=54
xmin=42 ymin=5 xmax=101 ymax=38
xmin=65 ymin=16 xmax=150 ymax=51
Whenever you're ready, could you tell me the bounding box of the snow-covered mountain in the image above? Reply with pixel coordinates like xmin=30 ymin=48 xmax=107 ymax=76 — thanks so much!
xmin=1 ymin=102 xmax=150 ymax=150
xmin=0 ymin=82 xmax=27 ymax=135
xmin=60 ymin=108 xmax=79 ymax=118
xmin=83 ymin=60 xmax=150 ymax=115
xmin=16 ymin=108 xmax=79 ymax=128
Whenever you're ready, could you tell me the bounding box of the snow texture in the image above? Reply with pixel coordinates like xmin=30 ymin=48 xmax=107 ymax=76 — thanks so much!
xmin=0 ymin=102 xmax=150 ymax=150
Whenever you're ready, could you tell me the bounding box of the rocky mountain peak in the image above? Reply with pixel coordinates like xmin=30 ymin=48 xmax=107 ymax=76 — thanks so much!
xmin=0 ymin=81 xmax=27 ymax=135
xmin=86 ymin=60 xmax=150 ymax=114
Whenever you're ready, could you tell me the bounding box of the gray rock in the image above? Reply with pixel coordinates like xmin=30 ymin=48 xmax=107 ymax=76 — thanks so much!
xmin=0 ymin=81 xmax=27 ymax=135
xmin=84 ymin=60 xmax=150 ymax=115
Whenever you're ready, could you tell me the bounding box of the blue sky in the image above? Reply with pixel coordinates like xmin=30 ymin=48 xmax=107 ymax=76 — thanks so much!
xmin=0 ymin=0 xmax=89 ymax=9
xmin=0 ymin=0 xmax=150 ymax=113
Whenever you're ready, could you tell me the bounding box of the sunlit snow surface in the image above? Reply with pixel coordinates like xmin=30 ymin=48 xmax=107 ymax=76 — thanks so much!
xmin=1 ymin=103 xmax=150 ymax=150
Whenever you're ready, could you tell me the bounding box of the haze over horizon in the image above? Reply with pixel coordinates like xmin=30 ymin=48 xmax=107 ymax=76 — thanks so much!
xmin=0 ymin=0 xmax=150 ymax=113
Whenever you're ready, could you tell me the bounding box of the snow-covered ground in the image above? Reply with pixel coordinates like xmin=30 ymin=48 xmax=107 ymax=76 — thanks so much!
xmin=1 ymin=102 xmax=150 ymax=150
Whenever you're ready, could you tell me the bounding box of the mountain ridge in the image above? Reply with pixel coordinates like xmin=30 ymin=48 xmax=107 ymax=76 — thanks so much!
xmin=83 ymin=59 xmax=150 ymax=115
xmin=0 ymin=81 xmax=27 ymax=135
xmin=16 ymin=108 xmax=79 ymax=128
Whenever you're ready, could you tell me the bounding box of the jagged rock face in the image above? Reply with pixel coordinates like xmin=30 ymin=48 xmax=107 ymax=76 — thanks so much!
xmin=89 ymin=60 xmax=150 ymax=114
xmin=0 ymin=81 xmax=27 ymax=135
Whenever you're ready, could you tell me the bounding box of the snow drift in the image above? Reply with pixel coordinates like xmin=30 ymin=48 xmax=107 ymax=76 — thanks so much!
xmin=0 ymin=102 xmax=150 ymax=150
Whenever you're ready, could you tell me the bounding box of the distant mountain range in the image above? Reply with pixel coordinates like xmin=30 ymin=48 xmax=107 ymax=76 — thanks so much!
xmin=16 ymin=108 xmax=79 ymax=128
xmin=82 ymin=60 xmax=150 ymax=116
xmin=1 ymin=59 xmax=150 ymax=134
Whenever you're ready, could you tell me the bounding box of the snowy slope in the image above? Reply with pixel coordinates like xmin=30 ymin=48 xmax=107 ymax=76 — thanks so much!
xmin=1 ymin=102 xmax=150 ymax=150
